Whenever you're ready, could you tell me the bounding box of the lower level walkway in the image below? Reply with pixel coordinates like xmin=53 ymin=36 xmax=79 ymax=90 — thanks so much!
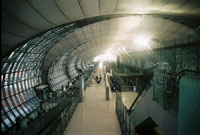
xmin=63 ymin=64 xmax=121 ymax=135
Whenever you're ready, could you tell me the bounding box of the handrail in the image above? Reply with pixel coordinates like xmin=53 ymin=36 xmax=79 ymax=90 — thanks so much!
xmin=127 ymin=82 xmax=151 ymax=114
xmin=176 ymin=69 xmax=200 ymax=76
xmin=12 ymin=92 xmax=79 ymax=135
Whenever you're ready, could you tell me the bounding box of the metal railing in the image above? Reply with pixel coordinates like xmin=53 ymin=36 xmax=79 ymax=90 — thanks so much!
xmin=7 ymin=85 xmax=81 ymax=135
xmin=115 ymin=34 xmax=200 ymax=135
xmin=116 ymin=82 xmax=151 ymax=135
xmin=116 ymin=90 xmax=134 ymax=135
xmin=152 ymin=69 xmax=200 ymax=111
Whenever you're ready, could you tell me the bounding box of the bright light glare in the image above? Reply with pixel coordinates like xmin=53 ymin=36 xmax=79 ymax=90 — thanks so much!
xmin=134 ymin=36 xmax=151 ymax=49
xmin=94 ymin=53 xmax=116 ymax=62
xmin=118 ymin=16 xmax=141 ymax=32
xmin=99 ymin=61 xmax=103 ymax=68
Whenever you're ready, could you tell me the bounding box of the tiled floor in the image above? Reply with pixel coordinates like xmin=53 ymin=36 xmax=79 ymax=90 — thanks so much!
xmin=63 ymin=65 xmax=121 ymax=135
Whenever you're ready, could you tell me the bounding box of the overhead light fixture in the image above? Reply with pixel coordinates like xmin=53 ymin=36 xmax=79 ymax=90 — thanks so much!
xmin=134 ymin=35 xmax=151 ymax=49
xmin=93 ymin=53 xmax=116 ymax=62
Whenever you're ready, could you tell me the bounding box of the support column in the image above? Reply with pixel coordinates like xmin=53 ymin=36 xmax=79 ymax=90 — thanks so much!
xmin=106 ymin=87 xmax=109 ymax=100
xmin=178 ymin=76 xmax=200 ymax=135
xmin=79 ymin=75 xmax=85 ymax=102
xmin=103 ymin=64 xmax=109 ymax=100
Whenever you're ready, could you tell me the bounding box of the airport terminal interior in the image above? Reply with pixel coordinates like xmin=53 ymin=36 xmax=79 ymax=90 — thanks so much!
xmin=1 ymin=0 xmax=200 ymax=135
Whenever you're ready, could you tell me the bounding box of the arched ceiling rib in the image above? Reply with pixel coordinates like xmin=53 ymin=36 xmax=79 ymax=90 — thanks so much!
xmin=1 ymin=1 xmax=200 ymax=133
xmin=2 ymin=0 xmax=200 ymax=57
xmin=42 ymin=16 xmax=197 ymax=71
xmin=2 ymin=0 xmax=200 ymax=80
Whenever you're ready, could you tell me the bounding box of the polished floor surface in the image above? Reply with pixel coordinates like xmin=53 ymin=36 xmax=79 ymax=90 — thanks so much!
xmin=63 ymin=65 xmax=121 ymax=135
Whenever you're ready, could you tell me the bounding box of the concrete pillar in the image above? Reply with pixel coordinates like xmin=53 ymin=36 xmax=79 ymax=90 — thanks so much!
xmin=178 ymin=76 xmax=200 ymax=135
xmin=106 ymin=87 xmax=109 ymax=100
xmin=79 ymin=75 xmax=85 ymax=102
xmin=117 ymin=55 xmax=120 ymax=69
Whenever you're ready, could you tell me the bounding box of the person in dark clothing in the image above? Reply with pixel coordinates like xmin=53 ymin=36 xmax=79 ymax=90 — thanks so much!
xmin=96 ymin=79 xmax=100 ymax=83
xmin=96 ymin=74 xmax=102 ymax=83
xmin=99 ymin=74 xmax=102 ymax=80
xmin=95 ymin=75 xmax=98 ymax=80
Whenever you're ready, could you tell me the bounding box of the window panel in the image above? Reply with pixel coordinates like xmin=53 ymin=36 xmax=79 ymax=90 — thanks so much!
xmin=20 ymin=93 xmax=26 ymax=103
xmin=1 ymin=74 xmax=4 ymax=84
xmin=26 ymin=90 xmax=31 ymax=99
xmin=1 ymin=122 xmax=7 ymax=133
xmin=15 ymin=62 xmax=20 ymax=71
xmin=16 ymin=53 xmax=23 ymax=61
xmin=35 ymin=97 xmax=40 ymax=106
xmin=22 ymin=91 xmax=28 ymax=101
xmin=11 ymin=96 xmax=18 ymax=106
xmin=1 ymin=87 xmax=5 ymax=99
xmin=26 ymin=101 xmax=34 ymax=111
xmin=23 ymin=81 xmax=27 ymax=90
xmin=7 ymin=112 xmax=15 ymax=123
xmin=29 ymin=90 xmax=33 ymax=98
xmin=18 ymin=94 xmax=24 ymax=103
xmin=6 ymin=63 xmax=13 ymax=73
xmin=17 ymin=82 xmax=22 ymax=92
xmin=1 ymin=107 xmax=5 ymax=115
xmin=2 ymin=63 xmax=9 ymax=73
xmin=14 ymin=83 xmax=19 ymax=94
xmin=33 ymin=78 xmax=37 ymax=84
xmin=7 ymin=98 xmax=14 ymax=109
xmin=2 ymin=100 xmax=9 ymax=112
xmin=30 ymin=99 xmax=37 ymax=108
xmin=4 ymin=86 xmax=9 ymax=98
xmin=2 ymin=115 xmax=12 ymax=127
xmin=21 ymin=104 xmax=29 ymax=113
xmin=13 ymin=73 xmax=18 ymax=83
xmin=25 ymin=80 xmax=29 ymax=89
xmin=20 ymin=71 xmax=25 ymax=80
xmin=31 ymin=78 xmax=35 ymax=87
xmin=20 ymin=63 xmax=25 ymax=71
xmin=17 ymin=106 xmax=25 ymax=117
xmin=12 ymin=109 xmax=20 ymax=118
xmin=24 ymin=103 xmax=32 ymax=112
xmin=28 ymin=79 xmax=32 ymax=88
xmin=39 ymin=78 xmax=42 ymax=83
xmin=4 ymin=74 xmax=9 ymax=85
xmin=23 ymin=91 xmax=28 ymax=100
xmin=11 ymin=63 xmax=17 ymax=72
xmin=14 ymin=95 xmax=21 ymax=105
xmin=9 ymin=73 xmax=14 ymax=83
xmin=32 ymin=90 xmax=36 ymax=97
xmin=16 ymin=95 xmax=22 ymax=104
xmin=9 ymin=85 xmax=15 ymax=96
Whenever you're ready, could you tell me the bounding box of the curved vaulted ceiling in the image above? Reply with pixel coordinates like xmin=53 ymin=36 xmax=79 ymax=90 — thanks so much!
xmin=2 ymin=0 xmax=200 ymax=56
xmin=1 ymin=0 xmax=200 ymax=132
xmin=2 ymin=0 xmax=200 ymax=85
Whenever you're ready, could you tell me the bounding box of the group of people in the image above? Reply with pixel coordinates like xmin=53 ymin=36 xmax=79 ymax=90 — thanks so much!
xmin=94 ymin=74 xmax=102 ymax=83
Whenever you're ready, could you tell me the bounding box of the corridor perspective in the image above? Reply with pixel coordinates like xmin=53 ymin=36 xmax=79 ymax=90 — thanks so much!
xmin=1 ymin=0 xmax=200 ymax=135
xmin=63 ymin=65 xmax=121 ymax=135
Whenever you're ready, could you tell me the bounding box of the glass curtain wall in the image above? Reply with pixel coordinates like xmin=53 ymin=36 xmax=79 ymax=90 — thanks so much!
xmin=48 ymin=52 xmax=71 ymax=91
xmin=1 ymin=24 xmax=77 ymax=133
